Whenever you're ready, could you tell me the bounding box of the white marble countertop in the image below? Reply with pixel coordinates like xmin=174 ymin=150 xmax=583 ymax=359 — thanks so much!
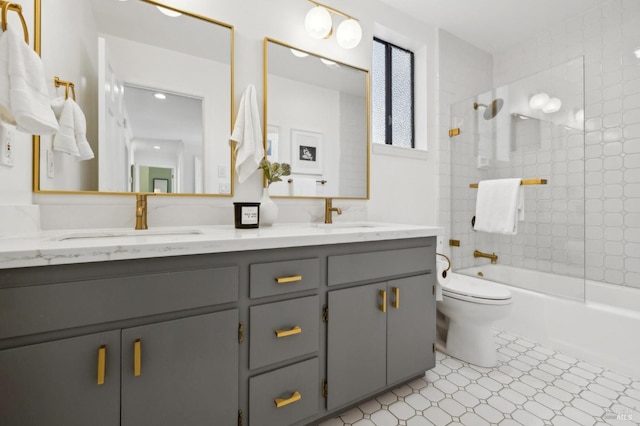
xmin=0 ymin=222 xmax=443 ymax=269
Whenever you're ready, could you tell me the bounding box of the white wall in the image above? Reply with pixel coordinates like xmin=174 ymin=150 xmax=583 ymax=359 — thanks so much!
xmin=2 ymin=0 xmax=440 ymax=232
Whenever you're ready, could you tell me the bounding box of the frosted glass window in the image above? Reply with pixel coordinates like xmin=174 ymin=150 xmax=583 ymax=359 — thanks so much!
xmin=372 ymin=38 xmax=414 ymax=148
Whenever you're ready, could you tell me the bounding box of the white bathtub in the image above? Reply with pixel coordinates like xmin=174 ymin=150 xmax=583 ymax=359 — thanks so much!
xmin=455 ymin=266 xmax=640 ymax=379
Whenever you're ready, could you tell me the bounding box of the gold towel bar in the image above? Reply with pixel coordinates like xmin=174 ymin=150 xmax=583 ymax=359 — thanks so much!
xmin=469 ymin=178 xmax=547 ymax=189
xmin=0 ymin=1 xmax=28 ymax=43
xmin=54 ymin=76 xmax=76 ymax=101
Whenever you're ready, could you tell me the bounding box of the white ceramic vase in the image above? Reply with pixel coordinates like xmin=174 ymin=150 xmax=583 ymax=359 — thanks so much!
xmin=260 ymin=187 xmax=278 ymax=226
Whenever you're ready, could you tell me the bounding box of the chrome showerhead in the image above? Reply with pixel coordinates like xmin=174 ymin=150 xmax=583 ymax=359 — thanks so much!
xmin=473 ymin=98 xmax=504 ymax=120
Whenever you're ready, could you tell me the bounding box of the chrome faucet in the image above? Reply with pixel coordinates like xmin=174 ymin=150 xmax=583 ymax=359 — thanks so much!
xmin=324 ymin=198 xmax=342 ymax=224
xmin=474 ymin=249 xmax=498 ymax=264
xmin=135 ymin=194 xmax=148 ymax=230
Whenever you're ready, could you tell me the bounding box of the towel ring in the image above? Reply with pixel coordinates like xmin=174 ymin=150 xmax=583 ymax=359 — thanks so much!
xmin=54 ymin=76 xmax=76 ymax=101
xmin=1 ymin=1 xmax=29 ymax=44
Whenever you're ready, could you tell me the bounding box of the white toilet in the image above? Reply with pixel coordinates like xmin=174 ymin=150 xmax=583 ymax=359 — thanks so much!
xmin=436 ymin=269 xmax=512 ymax=367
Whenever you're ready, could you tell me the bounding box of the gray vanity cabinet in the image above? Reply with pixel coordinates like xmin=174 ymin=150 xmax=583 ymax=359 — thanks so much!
xmin=326 ymin=283 xmax=387 ymax=410
xmin=326 ymin=246 xmax=436 ymax=411
xmin=387 ymin=275 xmax=436 ymax=384
xmin=0 ymin=330 xmax=121 ymax=426
xmin=0 ymin=261 xmax=240 ymax=426
xmin=0 ymin=235 xmax=437 ymax=426
xmin=326 ymin=275 xmax=435 ymax=410
xmin=121 ymin=310 xmax=238 ymax=426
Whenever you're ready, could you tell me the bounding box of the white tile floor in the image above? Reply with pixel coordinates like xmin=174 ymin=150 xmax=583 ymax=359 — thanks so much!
xmin=320 ymin=331 xmax=640 ymax=426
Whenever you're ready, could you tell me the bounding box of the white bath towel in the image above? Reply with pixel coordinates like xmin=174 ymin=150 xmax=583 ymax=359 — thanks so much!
xmin=230 ymin=85 xmax=264 ymax=183
xmin=0 ymin=26 xmax=58 ymax=135
xmin=52 ymin=98 xmax=79 ymax=156
xmin=474 ymin=178 xmax=523 ymax=235
xmin=72 ymin=100 xmax=94 ymax=161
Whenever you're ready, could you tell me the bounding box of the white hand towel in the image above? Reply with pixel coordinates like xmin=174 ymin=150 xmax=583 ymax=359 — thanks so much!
xmin=229 ymin=85 xmax=264 ymax=183
xmin=0 ymin=27 xmax=58 ymax=135
xmin=292 ymin=177 xmax=316 ymax=196
xmin=52 ymin=98 xmax=79 ymax=156
xmin=474 ymin=178 xmax=523 ymax=235
xmin=72 ymin=100 xmax=94 ymax=161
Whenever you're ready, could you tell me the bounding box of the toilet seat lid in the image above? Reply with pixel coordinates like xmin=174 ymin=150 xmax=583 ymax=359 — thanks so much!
xmin=441 ymin=275 xmax=511 ymax=301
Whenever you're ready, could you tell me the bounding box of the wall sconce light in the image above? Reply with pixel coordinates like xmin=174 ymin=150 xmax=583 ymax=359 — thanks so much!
xmin=529 ymin=92 xmax=562 ymax=114
xmin=529 ymin=93 xmax=550 ymax=110
xmin=304 ymin=0 xmax=362 ymax=49
xmin=542 ymin=97 xmax=562 ymax=113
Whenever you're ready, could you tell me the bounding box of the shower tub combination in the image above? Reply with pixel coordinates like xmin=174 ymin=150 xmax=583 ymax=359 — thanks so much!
xmin=453 ymin=266 xmax=640 ymax=379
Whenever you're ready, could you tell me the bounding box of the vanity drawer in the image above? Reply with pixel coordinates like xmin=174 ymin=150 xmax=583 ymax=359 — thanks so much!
xmin=250 ymin=258 xmax=319 ymax=298
xmin=250 ymin=296 xmax=319 ymax=370
xmin=0 ymin=266 xmax=238 ymax=339
xmin=328 ymin=246 xmax=434 ymax=286
xmin=249 ymin=357 xmax=319 ymax=426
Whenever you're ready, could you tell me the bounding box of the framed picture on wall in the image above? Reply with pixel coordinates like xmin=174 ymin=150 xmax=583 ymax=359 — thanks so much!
xmin=291 ymin=129 xmax=323 ymax=175
xmin=266 ymin=125 xmax=279 ymax=161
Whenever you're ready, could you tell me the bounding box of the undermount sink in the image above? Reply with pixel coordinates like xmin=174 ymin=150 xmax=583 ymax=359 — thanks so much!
xmin=56 ymin=229 xmax=203 ymax=241
xmin=313 ymin=222 xmax=381 ymax=229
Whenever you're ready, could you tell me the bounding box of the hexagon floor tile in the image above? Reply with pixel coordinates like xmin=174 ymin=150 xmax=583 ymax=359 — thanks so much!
xmin=320 ymin=330 xmax=639 ymax=426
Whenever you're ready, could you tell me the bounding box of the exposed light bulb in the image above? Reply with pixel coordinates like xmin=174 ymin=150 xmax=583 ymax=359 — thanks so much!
xmin=542 ymin=97 xmax=562 ymax=113
xmin=529 ymin=93 xmax=550 ymax=110
xmin=305 ymin=6 xmax=332 ymax=39
xmin=290 ymin=48 xmax=309 ymax=58
xmin=336 ymin=19 xmax=362 ymax=49
xmin=157 ymin=6 xmax=181 ymax=17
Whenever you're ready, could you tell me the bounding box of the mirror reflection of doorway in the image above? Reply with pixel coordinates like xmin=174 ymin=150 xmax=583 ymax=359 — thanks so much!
xmin=138 ymin=166 xmax=174 ymax=193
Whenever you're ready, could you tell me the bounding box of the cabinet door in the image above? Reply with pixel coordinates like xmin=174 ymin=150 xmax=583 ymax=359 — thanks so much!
xmin=326 ymin=283 xmax=387 ymax=410
xmin=121 ymin=310 xmax=239 ymax=426
xmin=387 ymin=274 xmax=435 ymax=384
xmin=0 ymin=331 xmax=121 ymax=426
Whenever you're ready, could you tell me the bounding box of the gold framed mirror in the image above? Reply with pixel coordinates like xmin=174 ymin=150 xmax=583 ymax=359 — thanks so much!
xmin=264 ymin=38 xmax=370 ymax=199
xmin=33 ymin=0 xmax=234 ymax=196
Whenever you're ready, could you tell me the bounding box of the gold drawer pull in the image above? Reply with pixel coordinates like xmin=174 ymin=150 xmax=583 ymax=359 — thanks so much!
xmin=276 ymin=275 xmax=302 ymax=284
xmin=275 ymin=326 xmax=302 ymax=338
xmin=392 ymin=287 xmax=400 ymax=309
xmin=274 ymin=391 xmax=302 ymax=408
xmin=379 ymin=289 xmax=387 ymax=313
xmin=134 ymin=339 xmax=141 ymax=377
xmin=97 ymin=345 xmax=106 ymax=385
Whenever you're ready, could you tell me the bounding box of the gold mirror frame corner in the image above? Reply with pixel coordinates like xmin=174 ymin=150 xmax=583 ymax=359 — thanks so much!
xmin=32 ymin=0 xmax=236 ymax=198
xmin=262 ymin=37 xmax=371 ymax=201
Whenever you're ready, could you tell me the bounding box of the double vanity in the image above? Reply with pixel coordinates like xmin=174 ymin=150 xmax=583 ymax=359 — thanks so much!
xmin=0 ymin=223 xmax=441 ymax=426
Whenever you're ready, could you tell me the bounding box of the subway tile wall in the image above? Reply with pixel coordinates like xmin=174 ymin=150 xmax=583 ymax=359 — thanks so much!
xmin=493 ymin=0 xmax=640 ymax=288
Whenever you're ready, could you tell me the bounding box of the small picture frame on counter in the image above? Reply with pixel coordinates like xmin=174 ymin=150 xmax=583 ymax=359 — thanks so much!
xmin=234 ymin=202 xmax=260 ymax=229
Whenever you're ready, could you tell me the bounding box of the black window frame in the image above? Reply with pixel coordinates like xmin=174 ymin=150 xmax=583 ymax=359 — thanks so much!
xmin=373 ymin=37 xmax=415 ymax=148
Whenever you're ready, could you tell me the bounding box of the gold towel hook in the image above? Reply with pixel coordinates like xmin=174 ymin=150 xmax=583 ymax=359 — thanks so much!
xmin=0 ymin=1 xmax=29 ymax=44
xmin=54 ymin=76 xmax=76 ymax=101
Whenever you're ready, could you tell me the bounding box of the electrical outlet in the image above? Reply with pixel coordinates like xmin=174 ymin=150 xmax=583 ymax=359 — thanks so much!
xmin=219 ymin=182 xmax=230 ymax=194
xmin=0 ymin=125 xmax=14 ymax=167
